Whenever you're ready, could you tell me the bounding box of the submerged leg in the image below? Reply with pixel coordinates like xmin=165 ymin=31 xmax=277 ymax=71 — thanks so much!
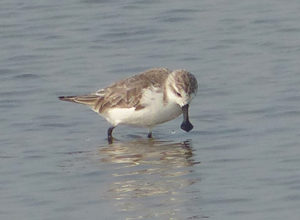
xmin=147 ymin=128 xmax=153 ymax=138
xmin=107 ymin=126 xmax=115 ymax=144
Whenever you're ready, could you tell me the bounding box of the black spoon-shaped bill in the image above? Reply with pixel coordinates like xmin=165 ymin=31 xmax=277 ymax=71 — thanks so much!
xmin=180 ymin=104 xmax=193 ymax=132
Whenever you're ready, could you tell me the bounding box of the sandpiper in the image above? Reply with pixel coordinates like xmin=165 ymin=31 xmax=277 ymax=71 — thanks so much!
xmin=59 ymin=67 xmax=198 ymax=143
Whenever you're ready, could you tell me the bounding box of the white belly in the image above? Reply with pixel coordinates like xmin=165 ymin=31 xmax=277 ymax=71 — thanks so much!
xmin=103 ymin=90 xmax=182 ymax=127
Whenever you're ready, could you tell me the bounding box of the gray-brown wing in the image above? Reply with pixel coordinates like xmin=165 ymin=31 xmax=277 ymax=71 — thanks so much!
xmin=59 ymin=94 xmax=104 ymax=109
xmin=94 ymin=68 xmax=171 ymax=113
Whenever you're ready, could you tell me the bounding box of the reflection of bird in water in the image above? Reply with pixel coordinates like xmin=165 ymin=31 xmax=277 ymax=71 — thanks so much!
xmin=99 ymin=139 xmax=201 ymax=219
xmin=100 ymin=138 xmax=195 ymax=166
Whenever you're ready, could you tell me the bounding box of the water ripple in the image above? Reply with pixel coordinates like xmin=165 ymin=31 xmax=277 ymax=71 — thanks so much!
xmin=99 ymin=139 xmax=201 ymax=219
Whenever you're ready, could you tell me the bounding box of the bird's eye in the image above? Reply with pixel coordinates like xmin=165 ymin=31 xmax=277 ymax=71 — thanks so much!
xmin=175 ymin=92 xmax=182 ymax=97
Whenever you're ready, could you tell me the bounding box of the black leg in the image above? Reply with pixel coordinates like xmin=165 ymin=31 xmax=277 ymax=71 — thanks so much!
xmin=107 ymin=126 xmax=115 ymax=144
xmin=147 ymin=128 xmax=153 ymax=138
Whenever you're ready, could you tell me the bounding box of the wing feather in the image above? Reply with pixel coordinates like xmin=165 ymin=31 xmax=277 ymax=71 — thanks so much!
xmin=96 ymin=68 xmax=170 ymax=113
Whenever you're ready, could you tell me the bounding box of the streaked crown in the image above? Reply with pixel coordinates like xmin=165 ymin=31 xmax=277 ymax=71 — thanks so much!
xmin=166 ymin=69 xmax=198 ymax=106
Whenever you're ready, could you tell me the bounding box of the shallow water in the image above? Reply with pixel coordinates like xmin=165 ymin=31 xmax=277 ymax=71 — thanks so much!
xmin=1 ymin=0 xmax=300 ymax=219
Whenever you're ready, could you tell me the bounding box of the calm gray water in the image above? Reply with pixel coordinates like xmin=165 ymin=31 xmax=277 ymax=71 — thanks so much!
xmin=1 ymin=0 xmax=300 ymax=219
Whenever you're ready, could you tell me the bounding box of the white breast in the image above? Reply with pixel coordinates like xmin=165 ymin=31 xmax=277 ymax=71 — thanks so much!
xmin=103 ymin=88 xmax=182 ymax=128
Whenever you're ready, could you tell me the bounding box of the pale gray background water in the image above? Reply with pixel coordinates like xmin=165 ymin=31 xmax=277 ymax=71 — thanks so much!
xmin=1 ymin=0 xmax=300 ymax=219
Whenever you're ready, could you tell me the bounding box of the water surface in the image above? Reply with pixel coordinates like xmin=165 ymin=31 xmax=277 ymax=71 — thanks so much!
xmin=1 ymin=0 xmax=300 ymax=219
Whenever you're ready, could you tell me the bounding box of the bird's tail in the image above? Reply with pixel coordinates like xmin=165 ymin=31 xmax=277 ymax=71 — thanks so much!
xmin=58 ymin=94 xmax=101 ymax=109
